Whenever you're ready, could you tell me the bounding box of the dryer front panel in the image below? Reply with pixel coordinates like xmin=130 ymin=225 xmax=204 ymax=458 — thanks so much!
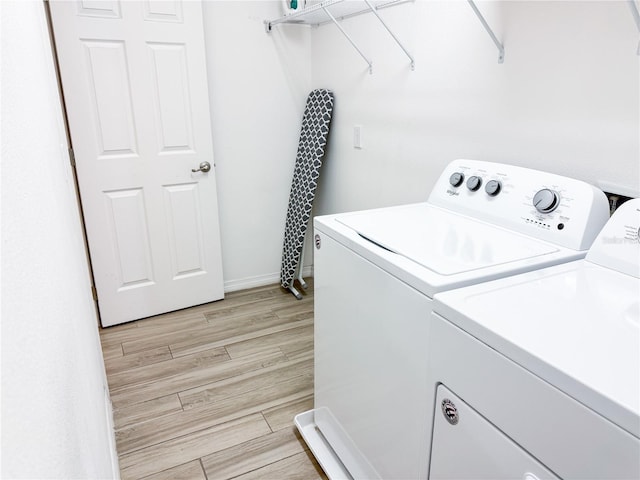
xmin=430 ymin=385 xmax=559 ymax=480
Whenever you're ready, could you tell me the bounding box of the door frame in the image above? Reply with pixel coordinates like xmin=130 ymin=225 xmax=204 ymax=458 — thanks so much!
xmin=44 ymin=0 xmax=102 ymax=324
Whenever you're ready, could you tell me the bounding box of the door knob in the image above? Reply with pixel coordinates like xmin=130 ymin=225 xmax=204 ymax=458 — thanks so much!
xmin=191 ymin=161 xmax=211 ymax=173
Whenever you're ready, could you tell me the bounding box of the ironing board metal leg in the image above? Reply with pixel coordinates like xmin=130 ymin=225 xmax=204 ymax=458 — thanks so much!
xmin=288 ymin=285 xmax=303 ymax=300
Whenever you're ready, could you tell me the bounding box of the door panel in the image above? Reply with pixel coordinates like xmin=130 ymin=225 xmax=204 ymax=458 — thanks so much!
xmin=149 ymin=43 xmax=194 ymax=151
xmin=49 ymin=0 xmax=224 ymax=326
xmin=77 ymin=1 xmax=121 ymax=19
xmin=104 ymin=188 xmax=155 ymax=289
xmin=163 ymin=183 xmax=207 ymax=278
xmin=144 ymin=1 xmax=183 ymax=22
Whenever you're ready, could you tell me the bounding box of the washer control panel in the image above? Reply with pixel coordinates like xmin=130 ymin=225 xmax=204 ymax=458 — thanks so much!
xmin=430 ymin=159 xmax=610 ymax=251
xmin=485 ymin=180 xmax=502 ymax=197
xmin=466 ymin=175 xmax=483 ymax=192
xmin=532 ymin=189 xmax=560 ymax=213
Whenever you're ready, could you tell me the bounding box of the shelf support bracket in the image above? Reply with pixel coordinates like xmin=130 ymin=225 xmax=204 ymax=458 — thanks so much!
xmin=323 ymin=5 xmax=374 ymax=74
xmin=363 ymin=0 xmax=415 ymax=70
xmin=628 ymin=0 xmax=640 ymax=55
xmin=467 ymin=0 xmax=505 ymax=64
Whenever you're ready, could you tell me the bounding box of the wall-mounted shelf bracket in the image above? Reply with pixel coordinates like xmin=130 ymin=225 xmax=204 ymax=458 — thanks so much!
xmin=363 ymin=0 xmax=415 ymax=70
xmin=264 ymin=0 xmax=413 ymax=74
xmin=628 ymin=0 xmax=640 ymax=55
xmin=467 ymin=0 xmax=505 ymax=64
xmin=322 ymin=5 xmax=374 ymax=74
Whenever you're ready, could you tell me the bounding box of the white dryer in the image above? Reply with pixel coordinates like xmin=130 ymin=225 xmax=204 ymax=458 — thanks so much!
xmin=428 ymin=198 xmax=640 ymax=479
xmin=295 ymin=159 xmax=610 ymax=479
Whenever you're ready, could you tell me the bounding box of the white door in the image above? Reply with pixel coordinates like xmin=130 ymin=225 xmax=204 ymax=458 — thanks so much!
xmin=49 ymin=0 xmax=224 ymax=327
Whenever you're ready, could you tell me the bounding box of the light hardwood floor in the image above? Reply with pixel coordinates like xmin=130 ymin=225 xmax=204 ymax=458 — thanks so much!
xmin=99 ymin=281 xmax=328 ymax=480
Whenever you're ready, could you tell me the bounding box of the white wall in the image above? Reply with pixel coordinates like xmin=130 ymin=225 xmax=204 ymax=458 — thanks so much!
xmin=206 ymin=0 xmax=638 ymax=287
xmin=1 ymin=1 xmax=118 ymax=478
xmin=0 ymin=1 xmax=634 ymax=473
xmin=203 ymin=1 xmax=313 ymax=290
xmin=309 ymin=0 xmax=639 ymax=216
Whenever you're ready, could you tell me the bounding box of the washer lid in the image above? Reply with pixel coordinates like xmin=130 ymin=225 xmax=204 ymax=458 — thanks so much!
xmin=337 ymin=203 xmax=559 ymax=276
xmin=433 ymin=261 xmax=640 ymax=438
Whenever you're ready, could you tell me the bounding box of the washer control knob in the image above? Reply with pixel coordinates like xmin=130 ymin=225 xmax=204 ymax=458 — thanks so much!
xmin=466 ymin=176 xmax=482 ymax=192
xmin=533 ymin=189 xmax=560 ymax=213
xmin=449 ymin=172 xmax=465 ymax=188
xmin=485 ymin=180 xmax=502 ymax=197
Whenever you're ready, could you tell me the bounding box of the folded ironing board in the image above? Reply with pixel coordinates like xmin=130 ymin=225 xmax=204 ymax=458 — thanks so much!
xmin=280 ymin=89 xmax=334 ymax=299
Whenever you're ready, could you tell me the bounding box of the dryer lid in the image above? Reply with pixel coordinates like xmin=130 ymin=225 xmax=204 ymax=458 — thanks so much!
xmin=337 ymin=203 xmax=559 ymax=276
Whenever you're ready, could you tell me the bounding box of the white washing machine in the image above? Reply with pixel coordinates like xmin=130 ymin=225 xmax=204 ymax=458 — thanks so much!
xmin=428 ymin=198 xmax=640 ymax=479
xmin=294 ymin=159 xmax=610 ymax=479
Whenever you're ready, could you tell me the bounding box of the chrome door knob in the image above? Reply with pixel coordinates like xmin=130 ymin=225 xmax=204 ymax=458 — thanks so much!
xmin=191 ymin=161 xmax=211 ymax=173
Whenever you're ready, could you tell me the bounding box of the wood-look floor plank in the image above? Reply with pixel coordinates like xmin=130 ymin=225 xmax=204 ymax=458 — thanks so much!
xmin=115 ymin=374 xmax=313 ymax=454
xmin=168 ymin=310 xmax=283 ymax=353
xmin=113 ymin=394 xmax=183 ymax=430
xmin=262 ymin=395 xmax=314 ymax=432
xmin=280 ymin=336 xmax=314 ymax=362
xmin=118 ymin=414 xmax=271 ymax=480
xmin=104 ymin=346 xmax=173 ymax=375
xmin=170 ymin=317 xmax=312 ymax=359
xmin=271 ymin=300 xmax=314 ymax=320
xmin=110 ymin=348 xmax=286 ymax=409
xmin=140 ymin=460 xmax=206 ymax=480
xmin=204 ymin=296 xmax=296 ymax=323
xmin=123 ymin=305 xmax=305 ymax=357
xmin=101 ymin=342 xmax=124 ymax=361
xmin=107 ymin=347 xmax=229 ymax=391
xmin=231 ymin=450 xmax=328 ymax=480
xmin=101 ymin=320 xmax=138 ymax=334
xmin=224 ymin=283 xmax=288 ymax=300
xmin=225 ymin=324 xmax=313 ymax=359
xmin=178 ymin=357 xmax=313 ymax=410
xmin=133 ymin=302 xmax=222 ymax=326
xmin=100 ymin=313 xmax=207 ymax=349
xmin=123 ymin=290 xmax=306 ymax=350
xmin=199 ymin=286 xmax=286 ymax=313
xmin=101 ymin=282 xmax=323 ymax=479
xmin=119 ymin=315 xmax=220 ymax=355
xmin=201 ymin=426 xmax=306 ymax=480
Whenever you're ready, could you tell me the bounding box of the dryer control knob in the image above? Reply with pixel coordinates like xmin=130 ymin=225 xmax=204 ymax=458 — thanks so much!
xmin=485 ymin=180 xmax=502 ymax=196
xmin=533 ymin=189 xmax=560 ymax=213
xmin=449 ymin=172 xmax=465 ymax=188
xmin=467 ymin=176 xmax=482 ymax=192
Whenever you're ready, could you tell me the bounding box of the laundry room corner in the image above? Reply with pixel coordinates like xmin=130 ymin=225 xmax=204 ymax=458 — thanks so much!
xmin=310 ymin=0 xmax=639 ymax=217
xmin=202 ymin=1 xmax=314 ymax=291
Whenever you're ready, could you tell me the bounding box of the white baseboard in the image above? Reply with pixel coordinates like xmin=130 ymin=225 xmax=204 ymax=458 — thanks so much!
xmin=224 ymin=266 xmax=313 ymax=293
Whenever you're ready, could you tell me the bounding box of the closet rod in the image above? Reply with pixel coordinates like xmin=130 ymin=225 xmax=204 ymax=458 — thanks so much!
xmin=467 ymin=0 xmax=505 ymax=63
xmin=323 ymin=5 xmax=374 ymax=74
xmin=363 ymin=0 xmax=415 ymax=70
xmin=628 ymin=0 xmax=640 ymax=54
